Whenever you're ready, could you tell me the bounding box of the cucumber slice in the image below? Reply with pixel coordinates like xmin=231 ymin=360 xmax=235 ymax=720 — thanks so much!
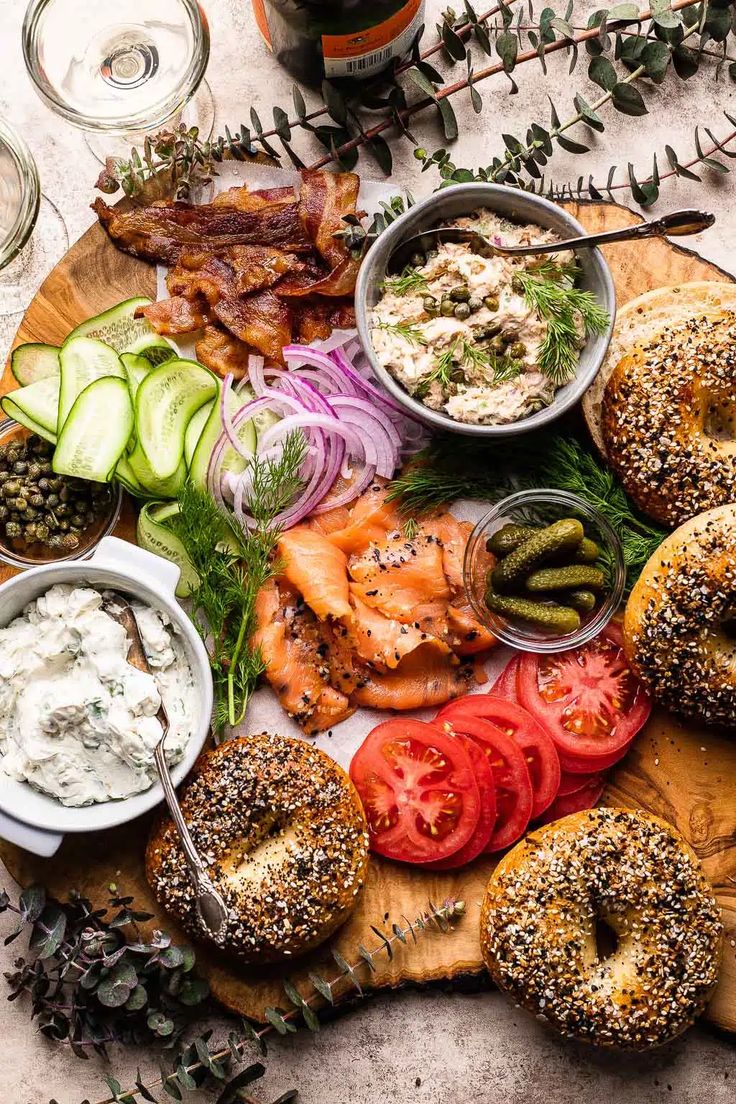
xmin=189 ymin=384 xmax=256 ymax=490
xmin=120 ymin=351 xmax=152 ymax=401
xmin=137 ymin=502 xmax=199 ymax=599
xmin=184 ymin=400 xmax=214 ymax=468
xmin=115 ymin=455 xmax=147 ymax=497
xmin=128 ymin=335 xmax=178 ymax=365
xmin=58 ymin=337 xmax=125 ymax=433
xmin=67 ymin=296 xmax=160 ymax=354
xmin=10 ymin=343 xmax=60 ymax=386
xmin=128 ymin=442 xmax=187 ymax=498
xmin=53 ymin=377 xmax=134 ymax=483
xmin=1 ymin=376 xmax=61 ymax=442
xmin=136 ymin=359 xmax=217 ymax=480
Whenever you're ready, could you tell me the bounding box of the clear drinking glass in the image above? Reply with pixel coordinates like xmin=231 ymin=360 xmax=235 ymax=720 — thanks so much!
xmin=0 ymin=117 xmax=68 ymax=318
xmin=22 ymin=0 xmax=214 ymax=163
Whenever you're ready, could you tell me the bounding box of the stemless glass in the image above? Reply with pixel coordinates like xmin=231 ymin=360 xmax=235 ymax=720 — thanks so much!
xmin=0 ymin=117 xmax=68 ymax=318
xmin=22 ymin=0 xmax=214 ymax=163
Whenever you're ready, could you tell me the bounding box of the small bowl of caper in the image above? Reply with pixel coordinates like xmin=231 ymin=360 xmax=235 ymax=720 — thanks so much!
xmin=0 ymin=420 xmax=122 ymax=570
xmin=463 ymin=489 xmax=625 ymax=652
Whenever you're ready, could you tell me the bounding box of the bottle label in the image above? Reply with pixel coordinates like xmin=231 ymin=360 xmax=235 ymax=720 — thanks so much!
xmin=322 ymin=0 xmax=425 ymax=78
xmin=252 ymin=0 xmax=273 ymax=49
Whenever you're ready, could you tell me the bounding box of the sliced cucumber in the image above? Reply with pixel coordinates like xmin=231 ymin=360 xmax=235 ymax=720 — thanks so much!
xmin=137 ymin=502 xmax=199 ymax=599
xmin=10 ymin=343 xmax=60 ymax=386
xmin=1 ymin=375 xmax=61 ymax=442
xmin=53 ymin=377 xmax=134 ymax=483
xmin=188 ymin=384 xmax=256 ymax=490
xmin=115 ymin=455 xmax=148 ymax=497
xmin=240 ymin=383 xmax=280 ymax=439
xmin=128 ymin=335 xmax=178 ymax=366
xmin=136 ymin=359 xmax=217 ymax=480
xmin=184 ymin=400 xmax=214 ymax=468
xmin=128 ymin=442 xmax=187 ymax=498
xmin=67 ymin=296 xmax=161 ymax=354
xmin=120 ymin=351 xmax=152 ymax=401
xmin=58 ymin=336 xmax=125 ymax=434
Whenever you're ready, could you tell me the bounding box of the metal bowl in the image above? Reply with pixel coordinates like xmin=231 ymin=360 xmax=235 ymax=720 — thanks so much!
xmin=355 ymin=183 xmax=616 ymax=437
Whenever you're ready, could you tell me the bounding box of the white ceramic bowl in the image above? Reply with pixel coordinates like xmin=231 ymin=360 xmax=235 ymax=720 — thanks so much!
xmin=0 ymin=536 xmax=213 ymax=857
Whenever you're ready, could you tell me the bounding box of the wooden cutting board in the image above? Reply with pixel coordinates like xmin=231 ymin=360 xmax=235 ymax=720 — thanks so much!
xmin=2 ymin=200 xmax=735 ymax=1032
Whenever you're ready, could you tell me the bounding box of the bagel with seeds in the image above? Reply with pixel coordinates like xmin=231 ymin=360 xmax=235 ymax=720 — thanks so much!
xmin=146 ymin=732 xmax=369 ymax=961
xmin=623 ymin=503 xmax=736 ymax=727
xmin=480 ymin=807 xmax=722 ymax=1050
xmin=601 ymin=311 xmax=736 ymax=526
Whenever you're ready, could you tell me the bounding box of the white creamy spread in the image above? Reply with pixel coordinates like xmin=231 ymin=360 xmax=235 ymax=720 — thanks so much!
xmin=0 ymin=584 xmax=197 ymax=807
xmin=371 ymin=209 xmax=579 ymax=426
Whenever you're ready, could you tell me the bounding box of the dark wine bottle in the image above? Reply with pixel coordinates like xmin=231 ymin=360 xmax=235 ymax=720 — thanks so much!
xmin=251 ymin=0 xmax=426 ymax=85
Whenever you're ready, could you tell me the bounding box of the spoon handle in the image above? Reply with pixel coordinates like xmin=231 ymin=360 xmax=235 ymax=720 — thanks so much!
xmin=506 ymin=209 xmax=715 ymax=255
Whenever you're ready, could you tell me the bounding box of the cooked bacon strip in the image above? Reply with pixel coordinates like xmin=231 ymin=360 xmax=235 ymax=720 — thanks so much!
xmin=167 ymin=245 xmax=304 ymax=305
xmin=295 ymin=299 xmax=356 ymax=343
xmin=210 ymin=184 xmax=296 ymax=211
xmin=137 ymin=295 xmax=209 ymax=335
xmin=195 ymin=325 xmax=251 ymax=380
xmin=214 ymin=289 xmax=292 ymax=365
xmin=274 ymin=254 xmax=360 ymax=298
xmin=298 ymin=169 xmax=359 ymax=267
xmin=93 ymin=197 xmax=311 ymax=263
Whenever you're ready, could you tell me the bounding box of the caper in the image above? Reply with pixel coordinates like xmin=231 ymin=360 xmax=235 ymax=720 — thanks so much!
xmin=38 ymin=477 xmax=49 ymax=491
xmin=22 ymin=507 xmax=38 ymax=521
xmin=60 ymin=533 xmax=80 ymax=550
xmin=35 ymin=523 xmax=49 ymax=541
xmin=3 ymin=481 xmax=20 ymax=498
xmin=5 ymin=522 xmax=21 ymax=539
xmin=40 ymin=462 xmax=53 ymax=475
xmin=12 ymin=460 xmax=27 ymax=475
xmin=440 ymin=298 xmax=455 ymax=317
xmin=454 ymin=302 xmax=471 ymax=321
xmin=449 ymin=285 xmax=470 ymax=302
xmin=24 ymin=524 xmax=37 ymax=541
xmin=468 ymin=297 xmax=483 ymax=313
xmin=13 ymin=498 xmax=27 ymax=512
xmin=47 ymin=478 xmax=62 ymax=492
xmin=27 ymin=462 xmax=41 ymax=480
xmin=59 ymin=519 xmax=70 ymax=531
xmin=27 ymin=494 xmax=43 ymax=508
xmin=46 ymin=494 xmax=60 ymax=508
xmin=410 ymin=251 xmax=425 ymax=268
xmin=0 ymin=472 xmax=8 ymax=484
xmin=483 ymin=295 xmax=500 ymax=311
xmin=48 ymin=534 xmax=66 ymax=550
xmin=490 ymin=335 xmax=508 ymax=354
xmin=423 ymin=296 xmax=439 ymax=316
xmin=509 ymin=341 xmax=527 ymax=359
xmin=511 ymin=274 xmax=524 ymax=294
xmin=70 ymin=514 xmax=86 ymax=528
xmin=56 ymin=504 xmax=71 ymax=517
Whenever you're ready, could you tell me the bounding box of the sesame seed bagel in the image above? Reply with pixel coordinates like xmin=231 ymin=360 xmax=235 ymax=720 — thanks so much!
xmin=601 ymin=312 xmax=736 ymax=526
xmin=623 ymin=504 xmax=736 ymax=726
xmin=146 ymin=732 xmax=369 ymax=962
xmin=480 ymin=807 xmax=722 ymax=1050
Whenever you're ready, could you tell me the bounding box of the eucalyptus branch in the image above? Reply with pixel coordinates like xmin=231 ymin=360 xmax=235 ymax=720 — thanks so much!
xmin=91 ymin=899 xmax=466 ymax=1104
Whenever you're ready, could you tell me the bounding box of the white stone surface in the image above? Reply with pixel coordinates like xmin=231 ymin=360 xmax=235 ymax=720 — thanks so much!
xmin=1 ymin=1 xmax=735 ymax=1101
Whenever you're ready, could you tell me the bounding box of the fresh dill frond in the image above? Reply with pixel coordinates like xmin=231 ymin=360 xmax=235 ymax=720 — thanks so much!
xmin=374 ymin=320 xmax=427 ymax=346
xmin=175 ymin=431 xmax=307 ymax=736
xmin=514 ymin=267 xmax=610 ymax=386
xmin=402 ymin=516 xmax=419 ymax=539
xmin=459 ymin=339 xmax=522 ymax=385
xmin=491 ymin=356 xmax=524 ymax=385
xmin=459 ymin=338 xmax=489 ymax=373
xmin=416 ymin=338 xmax=459 ymax=397
xmin=380 ymin=268 xmax=430 ymax=296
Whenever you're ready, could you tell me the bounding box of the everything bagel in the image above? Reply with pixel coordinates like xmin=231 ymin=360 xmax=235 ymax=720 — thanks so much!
xmin=601 ymin=312 xmax=736 ymax=526
xmin=480 ymin=807 xmax=722 ymax=1050
xmin=146 ymin=732 xmax=369 ymax=961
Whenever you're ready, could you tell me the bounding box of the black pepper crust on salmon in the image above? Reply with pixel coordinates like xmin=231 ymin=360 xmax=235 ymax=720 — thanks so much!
xmin=146 ymin=733 xmax=369 ymax=962
xmin=481 ymin=808 xmax=722 ymax=1050
xmin=601 ymin=312 xmax=736 ymax=526
xmin=623 ymin=503 xmax=736 ymax=727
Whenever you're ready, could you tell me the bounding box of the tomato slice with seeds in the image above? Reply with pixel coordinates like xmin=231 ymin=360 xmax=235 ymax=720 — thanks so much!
xmin=490 ymin=655 xmax=521 ymax=702
xmin=517 ymin=631 xmax=651 ymax=762
xmin=436 ymin=715 xmax=533 ymax=852
xmin=349 ymin=719 xmax=481 ymax=864
xmin=437 ymin=696 xmax=560 ymax=820
xmin=421 ymin=735 xmax=496 ymax=870
xmin=538 ymin=776 xmax=606 ymax=826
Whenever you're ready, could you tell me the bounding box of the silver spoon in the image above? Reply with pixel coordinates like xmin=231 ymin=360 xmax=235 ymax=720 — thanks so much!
xmin=103 ymin=594 xmax=228 ymax=943
xmin=386 ymin=208 xmax=715 ymax=274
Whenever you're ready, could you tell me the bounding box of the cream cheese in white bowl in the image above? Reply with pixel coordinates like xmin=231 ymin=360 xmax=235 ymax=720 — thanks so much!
xmin=0 ymin=537 xmax=213 ymax=856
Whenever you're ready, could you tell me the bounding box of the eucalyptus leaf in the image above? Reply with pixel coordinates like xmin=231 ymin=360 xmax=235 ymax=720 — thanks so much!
xmin=640 ymin=40 xmax=671 ymax=82
xmin=588 ymin=55 xmax=618 ymax=90
xmin=650 ymin=0 xmax=682 ymax=30
xmin=367 ymin=135 xmax=393 ymax=174
xmin=672 ymin=44 xmax=700 ymax=79
xmin=321 ymin=80 xmax=348 ymax=125
xmin=97 ymin=961 xmax=137 ymax=1008
xmin=29 ymin=906 xmax=66 ymax=960
xmin=574 ymin=93 xmax=605 ymax=132
xmin=438 ymin=98 xmax=459 ymax=140
xmin=496 ymin=30 xmax=519 ymax=71
xmin=612 ymin=82 xmax=648 ymax=116
xmin=214 ymin=1063 xmax=267 ymax=1104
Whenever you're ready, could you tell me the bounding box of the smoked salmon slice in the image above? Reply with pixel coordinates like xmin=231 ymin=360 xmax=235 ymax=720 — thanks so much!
xmin=348 ymin=531 xmax=450 ymax=628
xmin=277 ymin=526 xmax=352 ymax=621
xmin=352 ymin=644 xmax=474 ymax=711
xmin=346 ymin=588 xmax=450 ymax=670
xmin=319 ymin=481 xmax=403 ymax=556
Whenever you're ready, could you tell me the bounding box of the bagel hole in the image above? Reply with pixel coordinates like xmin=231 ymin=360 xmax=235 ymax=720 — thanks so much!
xmin=720 ymin=618 xmax=736 ymax=642
xmin=703 ymin=397 xmax=736 ymax=441
xmin=594 ymin=916 xmax=619 ymax=962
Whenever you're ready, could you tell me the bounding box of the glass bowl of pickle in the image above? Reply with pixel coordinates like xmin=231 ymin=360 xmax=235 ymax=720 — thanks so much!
xmin=463 ymin=488 xmax=625 ymax=652
xmin=0 ymin=420 xmax=122 ymax=570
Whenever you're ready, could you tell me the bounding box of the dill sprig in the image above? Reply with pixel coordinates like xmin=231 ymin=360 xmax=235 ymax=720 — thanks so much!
xmin=513 ymin=265 xmax=610 ymax=386
xmin=374 ymin=320 xmax=427 ymax=345
xmin=460 ymin=339 xmax=522 ymax=385
xmin=175 ymin=432 xmax=307 ymax=735
xmin=387 ymin=431 xmax=666 ymax=595
xmin=380 ymin=268 xmax=430 ymax=296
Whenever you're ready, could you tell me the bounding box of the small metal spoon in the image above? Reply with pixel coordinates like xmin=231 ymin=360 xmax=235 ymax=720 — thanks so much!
xmin=103 ymin=594 xmax=228 ymax=943
xmin=387 ymin=209 xmax=715 ymax=274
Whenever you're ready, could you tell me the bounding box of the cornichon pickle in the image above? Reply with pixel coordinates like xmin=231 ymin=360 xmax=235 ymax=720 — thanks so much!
xmin=491 ymin=518 xmax=585 ymax=592
xmin=574 ymin=537 xmax=600 ymax=563
xmin=567 ymin=589 xmax=597 ymax=613
xmin=525 ymin=564 xmax=606 ymax=593
xmin=485 ymin=586 xmax=581 ymax=634
xmin=486 ymin=523 xmax=538 ymax=557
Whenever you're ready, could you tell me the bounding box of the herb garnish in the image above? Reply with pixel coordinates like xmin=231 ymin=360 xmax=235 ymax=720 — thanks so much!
xmin=513 ymin=264 xmax=610 ymax=386
xmin=374 ymin=320 xmax=427 ymax=345
xmin=387 ymin=431 xmax=666 ymax=594
xmin=174 ymin=432 xmax=307 ymax=735
xmin=380 ymin=268 xmax=430 ymax=296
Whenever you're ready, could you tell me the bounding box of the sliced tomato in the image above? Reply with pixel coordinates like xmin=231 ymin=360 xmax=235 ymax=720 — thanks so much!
xmin=437 ymin=696 xmax=560 ymax=819
xmin=558 ymin=741 xmax=632 ymax=774
xmin=557 ymin=770 xmax=606 ymax=797
xmin=517 ymin=631 xmax=651 ymax=763
xmin=538 ymin=777 xmax=606 ymax=825
xmin=490 ymin=655 xmax=521 ymax=701
xmin=435 ymin=715 xmax=533 ymax=852
xmin=349 ymin=719 xmax=481 ymax=864
xmin=421 ymin=735 xmax=496 ymax=870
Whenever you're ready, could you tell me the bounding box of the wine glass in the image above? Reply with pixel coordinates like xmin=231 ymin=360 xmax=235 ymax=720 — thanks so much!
xmin=0 ymin=117 xmax=68 ymax=320
xmin=22 ymin=0 xmax=214 ymax=164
